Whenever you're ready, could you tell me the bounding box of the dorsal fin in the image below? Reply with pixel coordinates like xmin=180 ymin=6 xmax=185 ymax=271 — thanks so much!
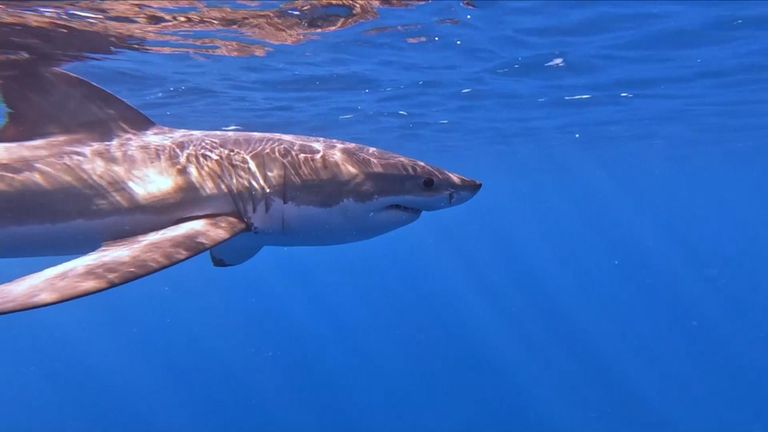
xmin=0 ymin=67 xmax=155 ymax=142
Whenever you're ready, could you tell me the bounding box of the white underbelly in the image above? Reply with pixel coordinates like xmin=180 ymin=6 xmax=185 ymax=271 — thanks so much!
xmin=0 ymin=194 xmax=237 ymax=258
xmin=0 ymin=214 xmax=179 ymax=258
xmin=251 ymin=200 xmax=418 ymax=246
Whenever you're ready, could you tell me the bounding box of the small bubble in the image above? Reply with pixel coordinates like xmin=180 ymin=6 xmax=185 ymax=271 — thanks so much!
xmin=545 ymin=57 xmax=565 ymax=67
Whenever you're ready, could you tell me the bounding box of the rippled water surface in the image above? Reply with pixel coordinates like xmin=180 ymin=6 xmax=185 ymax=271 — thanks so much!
xmin=2 ymin=1 xmax=768 ymax=431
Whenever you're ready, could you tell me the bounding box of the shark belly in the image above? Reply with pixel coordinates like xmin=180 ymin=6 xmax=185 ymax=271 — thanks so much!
xmin=0 ymin=214 xmax=177 ymax=257
xmin=0 ymin=195 xmax=236 ymax=258
xmin=249 ymin=199 xmax=421 ymax=247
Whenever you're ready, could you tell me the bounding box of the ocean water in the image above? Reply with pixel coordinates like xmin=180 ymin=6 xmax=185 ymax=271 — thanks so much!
xmin=2 ymin=1 xmax=768 ymax=431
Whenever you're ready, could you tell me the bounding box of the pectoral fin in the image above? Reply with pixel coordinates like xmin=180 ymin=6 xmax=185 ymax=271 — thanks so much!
xmin=210 ymin=233 xmax=263 ymax=267
xmin=0 ymin=216 xmax=246 ymax=315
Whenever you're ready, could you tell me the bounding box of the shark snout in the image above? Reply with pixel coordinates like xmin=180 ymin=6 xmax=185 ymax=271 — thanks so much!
xmin=447 ymin=178 xmax=482 ymax=208
xmin=464 ymin=179 xmax=483 ymax=194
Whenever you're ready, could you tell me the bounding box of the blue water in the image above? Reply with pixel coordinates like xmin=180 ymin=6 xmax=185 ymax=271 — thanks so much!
xmin=2 ymin=1 xmax=768 ymax=430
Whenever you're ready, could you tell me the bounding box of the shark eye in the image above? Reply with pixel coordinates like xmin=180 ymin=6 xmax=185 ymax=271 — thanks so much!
xmin=422 ymin=177 xmax=435 ymax=189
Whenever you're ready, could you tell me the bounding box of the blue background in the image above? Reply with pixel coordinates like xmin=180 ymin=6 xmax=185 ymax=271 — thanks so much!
xmin=2 ymin=1 xmax=768 ymax=430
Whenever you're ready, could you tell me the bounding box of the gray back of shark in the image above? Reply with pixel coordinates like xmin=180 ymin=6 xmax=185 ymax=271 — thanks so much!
xmin=0 ymin=68 xmax=481 ymax=314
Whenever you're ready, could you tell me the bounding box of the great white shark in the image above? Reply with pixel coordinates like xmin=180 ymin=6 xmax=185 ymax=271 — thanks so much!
xmin=0 ymin=67 xmax=481 ymax=315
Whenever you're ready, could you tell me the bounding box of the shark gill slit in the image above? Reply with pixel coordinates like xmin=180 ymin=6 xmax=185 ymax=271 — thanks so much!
xmin=235 ymin=149 xmax=258 ymax=218
xmin=260 ymin=152 xmax=272 ymax=214
xmin=236 ymin=151 xmax=258 ymax=228
xmin=216 ymin=151 xmax=249 ymax=227
xmin=281 ymin=160 xmax=287 ymax=234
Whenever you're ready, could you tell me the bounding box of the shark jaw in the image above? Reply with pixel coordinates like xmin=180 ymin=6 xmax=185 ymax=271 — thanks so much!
xmin=384 ymin=204 xmax=422 ymax=215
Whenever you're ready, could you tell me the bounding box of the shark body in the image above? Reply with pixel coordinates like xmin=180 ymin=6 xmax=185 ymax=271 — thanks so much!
xmin=0 ymin=68 xmax=481 ymax=314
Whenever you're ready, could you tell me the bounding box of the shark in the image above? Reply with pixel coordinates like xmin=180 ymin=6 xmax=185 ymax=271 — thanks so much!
xmin=0 ymin=67 xmax=481 ymax=315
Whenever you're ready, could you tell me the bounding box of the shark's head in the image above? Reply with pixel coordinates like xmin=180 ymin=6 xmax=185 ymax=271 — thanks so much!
xmin=350 ymin=153 xmax=482 ymax=229
xmin=249 ymin=136 xmax=482 ymax=246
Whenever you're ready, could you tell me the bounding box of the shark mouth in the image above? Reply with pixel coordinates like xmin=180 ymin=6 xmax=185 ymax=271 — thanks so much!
xmin=385 ymin=204 xmax=422 ymax=215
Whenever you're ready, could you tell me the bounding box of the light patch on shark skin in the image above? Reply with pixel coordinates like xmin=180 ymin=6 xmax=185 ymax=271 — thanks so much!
xmin=127 ymin=167 xmax=177 ymax=201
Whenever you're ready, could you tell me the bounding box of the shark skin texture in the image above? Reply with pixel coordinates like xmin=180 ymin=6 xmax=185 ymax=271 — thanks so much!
xmin=0 ymin=68 xmax=481 ymax=315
